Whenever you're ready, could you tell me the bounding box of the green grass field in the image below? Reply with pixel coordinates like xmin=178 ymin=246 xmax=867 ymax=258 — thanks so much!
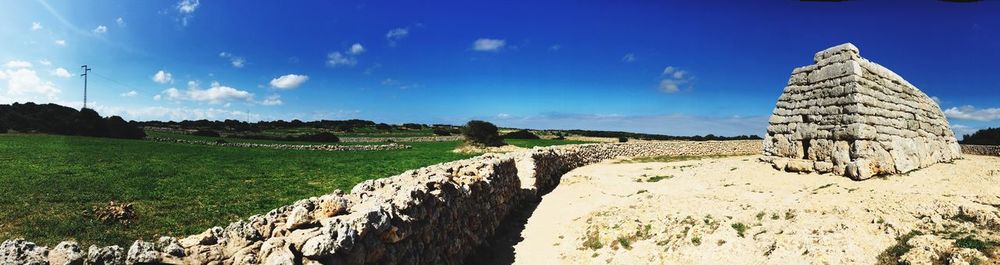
xmin=0 ymin=134 xmax=588 ymax=246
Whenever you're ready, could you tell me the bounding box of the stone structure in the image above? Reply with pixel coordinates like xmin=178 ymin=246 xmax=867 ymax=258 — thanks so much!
xmin=960 ymin=144 xmax=1000 ymax=157
xmin=762 ymin=43 xmax=961 ymax=180
xmin=147 ymin=137 xmax=412 ymax=151
xmin=0 ymin=140 xmax=760 ymax=264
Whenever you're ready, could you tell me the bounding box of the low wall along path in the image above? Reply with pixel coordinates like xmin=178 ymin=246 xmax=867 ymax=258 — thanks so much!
xmin=0 ymin=140 xmax=761 ymax=264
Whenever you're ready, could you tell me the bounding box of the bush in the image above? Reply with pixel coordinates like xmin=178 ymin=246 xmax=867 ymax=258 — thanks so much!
xmin=618 ymin=137 xmax=628 ymax=143
xmin=192 ymin=130 xmax=221 ymax=137
xmin=105 ymin=116 xmax=146 ymax=139
xmin=462 ymin=120 xmax=504 ymax=147
xmin=375 ymin=123 xmax=392 ymax=131
xmin=402 ymin=123 xmax=424 ymax=130
xmin=0 ymin=124 xmax=6 ymax=133
xmin=503 ymin=129 xmax=540 ymax=139
xmin=432 ymin=128 xmax=452 ymax=136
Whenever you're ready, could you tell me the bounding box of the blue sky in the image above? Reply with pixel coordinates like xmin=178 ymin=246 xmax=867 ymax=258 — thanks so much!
xmin=1 ymin=1 xmax=998 ymax=137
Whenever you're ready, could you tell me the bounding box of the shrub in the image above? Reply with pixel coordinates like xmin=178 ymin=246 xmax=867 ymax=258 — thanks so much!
xmin=192 ymin=130 xmax=221 ymax=137
xmin=618 ymin=137 xmax=628 ymax=143
xmin=0 ymin=124 xmax=6 ymax=133
xmin=503 ymin=129 xmax=540 ymax=139
xmin=432 ymin=128 xmax=452 ymax=136
xmin=462 ymin=120 xmax=504 ymax=147
xmin=402 ymin=123 xmax=424 ymax=130
xmin=106 ymin=116 xmax=146 ymax=139
xmin=375 ymin=123 xmax=392 ymax=131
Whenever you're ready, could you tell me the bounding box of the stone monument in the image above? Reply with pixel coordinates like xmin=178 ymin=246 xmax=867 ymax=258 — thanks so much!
xmin=762 ymin=43 xmax=961 ymax=180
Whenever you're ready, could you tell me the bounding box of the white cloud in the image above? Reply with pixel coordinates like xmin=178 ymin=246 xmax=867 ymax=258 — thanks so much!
xmin=121 ymin=90 xmax=138 ymax=97
xmin=473 ymin=38 xmax=505 ymax=52
xmin=218 ymin=52 xmax=245 ymax=68
xmin=3 ymin=60 xmax=33 ymax=69
xmin=116 ymin=17 xmax=126 ymax=27
xmin=659 ymin=66 xmax=691 ymax=94
xmin=177 ymin=0 xmax=199 ymax=13
xmin=349 ymin=43 xmax=365 ymax=55
xmin=550 ymin=45 xmax=561 ymax=51
xmin=943 ymin=105 xmax=1000 ymax=122
xmin=621 ymin=53 xmax=636 ymax=62
xmin=54 ymin=40 xmax=66 ymax=46
xmin=38 ymin=60 xmax=52 ymax=66
xmin=386 ymin=27 xmax=409 ymax=46
xmin=380 ymin=78 xmax=419 ymax=90
xmin=0 ymin=68 xmax=61 ymax=99
xmin=176 ymin=0 xmax=200 ymax=26
xmin=158 ymin=82 xmax=253 ymax=104
xmin=152 ymin=70 xmax=173 ymax=84
xmin=51 ymin=68 xmax=72 ymax=78
xmin=930 ymin=96 xmax=941 ymax=104
xmin=269 ymin=74 xmax=309 ymax=90
xmin=261 ymin=94 xmax=283 ymax=106
xmin=31 ymin=22 xmax=42 ymax=31
xmin=153 ymin=94 xmax=162 ymax=101
xmin=93 ymin=25 xmax=107 ymax=34
xmin=327 ymin=52 xmax=356 ymax=67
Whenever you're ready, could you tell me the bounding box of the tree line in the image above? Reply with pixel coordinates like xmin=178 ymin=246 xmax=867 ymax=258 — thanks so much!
xmin=0 ymin=102 xmax=145 ymax=139
xmin=961 ymin=127 xmax=1000 ymax=145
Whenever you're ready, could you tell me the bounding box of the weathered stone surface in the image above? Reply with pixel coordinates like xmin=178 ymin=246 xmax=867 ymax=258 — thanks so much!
xmin=763 ymin=43 xmax=961 ymax=179
xmin=85 ymin=245 xmax=124 ymax=265
xmin=125 ymin=240 xmax=160 ymax=264
xmin=47 ymin=241 xmax=83 ymax=265
xmin=0 ymin=239 xmax=48 ymax=265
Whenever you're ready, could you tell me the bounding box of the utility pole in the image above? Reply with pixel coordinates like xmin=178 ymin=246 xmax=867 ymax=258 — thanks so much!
xmin=80 ymin=65 xmax=92 ymax=109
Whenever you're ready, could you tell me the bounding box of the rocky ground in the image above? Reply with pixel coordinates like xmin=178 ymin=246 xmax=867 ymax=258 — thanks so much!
xmin=509 ymin=155 xmax=1000 ymax=265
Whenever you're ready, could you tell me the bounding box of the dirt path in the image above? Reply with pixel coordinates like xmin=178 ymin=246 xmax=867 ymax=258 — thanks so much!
xmin=509 ymin=155 xmax=1000 ymax=265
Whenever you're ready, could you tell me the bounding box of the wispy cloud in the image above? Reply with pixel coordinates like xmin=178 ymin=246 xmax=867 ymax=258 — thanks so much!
xmin=327 ymin=52 xmax=356 ymax=67
xmin=386 ymin=27 xmax=409 ymax=46
xmin=116 ymin=17 xmax=126 ymax=27
xmin=621 ymin=53 xmax=636 ymax=62
xmin=3 ymin=60 xmax=33 ymax=69
xmin=549 ymin=44 xmax=561 ymax=51
xmin=269 ymin=74 xmax=309 ymax=90
xmin=218 ymin=52 xmax=246 ymax=68
xmin=31 ymin=22 xmax=42 ymax=31
xmin=120 ymin=90 xmax=138 ymax=97
xmin=54 ymin=40 xmax=66 ymax=46
xmin=944 ymin=105 xmax=1000 ymax=121
xmin=260 ymin=94 xmax=283 ymax=106
xmin=473 ymin=38 xmax=505 ymax=52
xmin=659 ymin=66 xmax=691 ymax=93
xmin=93 ymin=25 xmax=108 ymax=34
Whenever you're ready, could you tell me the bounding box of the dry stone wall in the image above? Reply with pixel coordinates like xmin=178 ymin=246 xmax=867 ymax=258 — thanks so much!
xmin=762 ymin=43 xmax=961 ymax=180
xmin=961 ymin=144 xmax=1000 ymax=157
xmin=148 ymin=137 xmax=412 ymax=151
xmin=0 ymin=140 xmax=759 ymax=265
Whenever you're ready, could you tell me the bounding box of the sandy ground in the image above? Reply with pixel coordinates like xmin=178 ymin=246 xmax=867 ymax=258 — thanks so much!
xmin=509 ymin=155 xmax=1000 ymax=265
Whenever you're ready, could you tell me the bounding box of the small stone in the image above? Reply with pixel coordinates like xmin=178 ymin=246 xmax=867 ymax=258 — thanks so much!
xmin=286 ymin=205 xmax=315 ymax=230
xmin=126 ymin=240 xmax=161 ymax=264
xmin=86 ymin=245 xmax=125 ymax=265
xmin=47 ymin=241 xmax=83 ymax=265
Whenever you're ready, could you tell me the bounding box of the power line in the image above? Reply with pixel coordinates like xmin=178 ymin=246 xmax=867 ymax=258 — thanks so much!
xmin=90 ymin=71 xmax=142 ymax=91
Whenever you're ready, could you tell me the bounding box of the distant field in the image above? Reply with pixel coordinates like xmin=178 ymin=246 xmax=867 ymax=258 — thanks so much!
xmin=0 ymin=134 xmax=588 ymax=246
